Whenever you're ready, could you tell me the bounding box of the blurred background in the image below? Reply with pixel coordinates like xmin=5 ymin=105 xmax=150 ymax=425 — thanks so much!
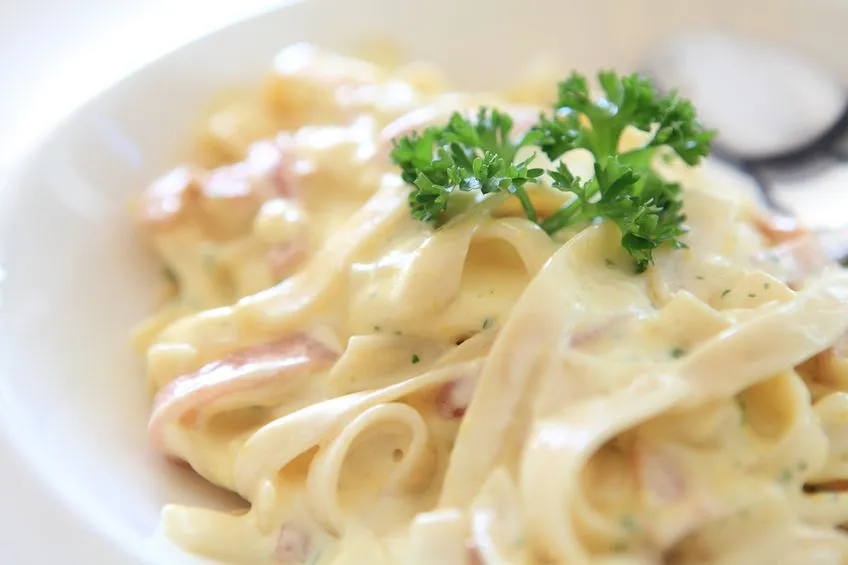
xmin=0 ymin=0 xmax=282 ymax=176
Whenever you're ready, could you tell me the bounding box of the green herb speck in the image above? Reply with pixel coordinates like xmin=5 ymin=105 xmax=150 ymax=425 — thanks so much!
xmin=736 ymin=396 xmax=747 ymax=425
xmin=203 ymin=252 xmax=216 ymax=271
xmin=619 ymin=513 xmax=638 ymax=531
xmin=306 ymin=549 xmax=324 ymax=565
xmin=373 ymin=325 xmax=382 ymax=332
xmin=764 ymin=282 xmax=771 ymax=289
xmin=670 ymin=346 xmax=687 ymax=359
xmin=163 ymin=266 xmax=177 ymax=284
xmin=721 ymin=289 xmax=731 ymax=299
xmin=695 ymin=275 xmax=704 ymax=280
xmin=605 ymin=258 xmax=616 ymax=268
xmin=748 ymin=293 xmax=756 ymax=298
xmin=482 ymin=317 xmax=494 ymax=330
xmin=411 ymin=354 xmax=420 ymax=364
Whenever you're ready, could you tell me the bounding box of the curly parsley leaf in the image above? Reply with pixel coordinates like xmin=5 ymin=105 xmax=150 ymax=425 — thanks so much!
xmin=390 ymin=71 xmax=714 ymax=272
xmin=390 ymin=108 xmax=544 ymax=225
xmin=536 ymin=71 xmax=711 ymax=269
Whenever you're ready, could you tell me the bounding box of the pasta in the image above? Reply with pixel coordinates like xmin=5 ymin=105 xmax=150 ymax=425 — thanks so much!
xmin=132 ymin=43 xmax=848 ymax=565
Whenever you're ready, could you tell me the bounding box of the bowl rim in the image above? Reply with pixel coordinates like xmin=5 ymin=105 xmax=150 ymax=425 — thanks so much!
xmin=0 ymin=3 xmax=305 ymax=564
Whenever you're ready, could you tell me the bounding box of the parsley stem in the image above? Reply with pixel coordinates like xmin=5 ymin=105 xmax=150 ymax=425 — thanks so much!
xmin=541 ymin=197 xmax=586 ymax=234
xmin=509 ymin=185 xmax=537 ymax=223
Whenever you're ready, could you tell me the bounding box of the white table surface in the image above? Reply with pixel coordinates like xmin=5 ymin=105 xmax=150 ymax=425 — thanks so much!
xmin=0 ymin=2 xmax=281 ymax=562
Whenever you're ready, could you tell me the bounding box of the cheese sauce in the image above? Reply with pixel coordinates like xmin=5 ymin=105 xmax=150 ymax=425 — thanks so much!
xmin=132 ymin=43 xmax=848 ymax=565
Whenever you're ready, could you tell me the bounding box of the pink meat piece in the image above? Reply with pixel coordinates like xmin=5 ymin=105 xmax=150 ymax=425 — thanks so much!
xmin=753 ymin=234 xmax=831 ymax=289
xmin=434 ymin=373 xmax=480 ymax=419
xmin=138 ymin=165 xmax=205 ymax=226
xmin=138 ymin=138 xmax=297 ymax=229
xmin=274 ymin=523 xmax=312 ymax=564
xmin=569 ymin=315 xmax=630 ymax=349
xmin=631 ymin=443 xmax=685 ymax=503
xmin=753 ymin=212 xmax=807 ymax=245
xmin=267 ymin=239 xmax=309 ymax=280
xmin=148 ymin=334 xmax=337 ymax=452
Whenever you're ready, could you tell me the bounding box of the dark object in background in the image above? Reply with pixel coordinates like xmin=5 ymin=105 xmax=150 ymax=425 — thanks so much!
xmin=646 ymin=32 xmax=848 ymax=262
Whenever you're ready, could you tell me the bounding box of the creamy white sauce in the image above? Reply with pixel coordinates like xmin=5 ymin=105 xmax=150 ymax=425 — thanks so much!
xmin=133 ymin=43 xmax=848 ymax=565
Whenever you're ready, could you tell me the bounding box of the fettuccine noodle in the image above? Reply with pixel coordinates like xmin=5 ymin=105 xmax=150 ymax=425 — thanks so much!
xmin=131 ymin=43 xmax=848 ymax=565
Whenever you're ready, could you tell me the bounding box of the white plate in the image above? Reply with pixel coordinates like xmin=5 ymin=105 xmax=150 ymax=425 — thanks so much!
xmin=1 ymin=0 xmax=847 ymax=563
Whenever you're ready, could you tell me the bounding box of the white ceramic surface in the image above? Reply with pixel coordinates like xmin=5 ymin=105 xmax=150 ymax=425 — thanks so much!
xmin=0 ymin=0 xmax=282 ymax=178
xmin=2 ymin=0 xmax=848 ymax=563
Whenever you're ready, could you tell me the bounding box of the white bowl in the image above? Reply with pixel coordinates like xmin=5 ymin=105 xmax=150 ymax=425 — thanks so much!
xmin=2 ymin=0 xmax=847 ymax=562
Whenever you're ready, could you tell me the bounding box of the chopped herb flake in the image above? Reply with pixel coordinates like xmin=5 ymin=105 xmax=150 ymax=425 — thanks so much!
xmin=736 ymin=396 xmax=747 ymax=425
xmin=619 ymin=514 xmax=638 ymax=531
xmin=163 ymin=266 xmax=177 ymax=284
xmin=202 ymin=251 xmax=216 ymax=271
xmin=482 ymin=317 xmax=494 ymax=330
xmin=748 ymin=293 xmax=756 ymax=298
xmin=411 ymin=354 xmax=420 ymax=364
xmin=605 ymin=258 xmax=616 ymax=267
xmin=721 ymin=289 xmax=731 ymax=299
xmin=373 ymin=325 xmax=382 ymax=332
xmin=695 ymin=275 xmax=704 ymax=280
xmin=669 ymin=346 xmax=687 ymax=359
xmin=306 ymin=549 xmax=324 ymax=565
xmin=764 ymin=282 xmax=771 ymax=289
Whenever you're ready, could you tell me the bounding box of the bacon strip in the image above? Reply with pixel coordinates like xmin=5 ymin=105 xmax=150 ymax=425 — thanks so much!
xmin=632 ymin=443 xmax=685 ymax=503
xmin=275 ymin=522 xmax=313 ymax=564
xmin=138 ymin=139 xmax=297 ymax=230
xmin=751 ymin=211 xmax=834 ymax=288
xmin=753 ymin=212 xmax=808 ymax=245
xmin=148 ymin=334 xmax=337 ymax=452
xmin=434 ymin=373 xmax=480 ymax=419
xmin=267 ymin=239 xmax=309 ymax=280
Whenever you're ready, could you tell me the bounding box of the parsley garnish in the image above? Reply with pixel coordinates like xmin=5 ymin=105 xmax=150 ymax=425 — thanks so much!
xmin=411 ymin=354 xmax=420 ymax=364
xmin=391 ymin=108 xmax=544 ymax=223
xmin=390 ymin=71 xmax=714 ymax=272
